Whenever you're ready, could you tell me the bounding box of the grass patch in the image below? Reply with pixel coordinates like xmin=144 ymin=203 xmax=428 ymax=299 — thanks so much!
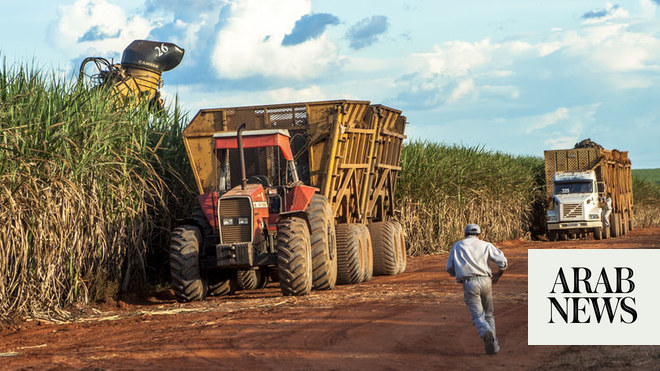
xmin=632 ymin=168 xmax=660 ymax=185
xmin=0 ymin=60 xmax=192 ymax=320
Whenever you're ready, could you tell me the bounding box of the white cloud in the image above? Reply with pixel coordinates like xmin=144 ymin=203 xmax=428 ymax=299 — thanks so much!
xmin=51 ymin=0 xmax=154 ymax=56
xmin=524 ymin=107 xmax=570 ymax=134
xmin=210 ymin=0 xmax=338 ymax=80
xmin=447 ymin=78 xmax=475 ymax=103
xmin=545 ymin=136 xmax=580 ymax=150
xmin=581 ymin=3 xmax=630 ymax=25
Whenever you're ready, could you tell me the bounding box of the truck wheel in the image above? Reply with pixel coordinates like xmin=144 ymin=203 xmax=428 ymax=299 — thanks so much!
xmin=236 ymin=270 xmax=259 ymax=291
xmin=611 ymin=213 xmax=621 ymax=237
xmin=593 ymin=227 xmax=602 ymax=240
xmin=306 ymin=195 xmax=337 ymax=291
xmin=559 ymin=232 xmax=568 ymax=241
xmin=277 ymin=217 xmax=313 ymax=296
xmin=358 ymin=224 xmax=373 ymax=282
xmin=169 ymin=225 xmax=206 ymax=302
xmin=603 ymin=224 xmax=611 ymax=239
xmin=622 ymin=214 xmax=629 ymax=235
xmin=628 ymin=216 xmax=634 ymax=232
xmin=335 ymin=223 xmax=364 ymax=285
xmin=547 ymin=231 xmax=558 ymax=241
xmin=393 ymin=221 xmax=407 ymax=274
xmin=368 ymin=221 xmax=399 ymax=276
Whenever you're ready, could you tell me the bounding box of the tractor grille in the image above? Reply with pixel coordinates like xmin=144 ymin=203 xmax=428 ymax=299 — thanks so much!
xmin=561 ymin=203 xmax=583 ymax=219
xmin=219 ymin=197 xmax=253 ymax=244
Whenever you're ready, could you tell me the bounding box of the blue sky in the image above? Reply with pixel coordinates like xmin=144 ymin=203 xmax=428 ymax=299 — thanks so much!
xmin=2 ymin=0 xmax=660 ymax=168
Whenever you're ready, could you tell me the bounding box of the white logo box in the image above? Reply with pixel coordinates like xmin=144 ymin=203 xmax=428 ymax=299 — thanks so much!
xmin=528 ymin=249 xmax=660 ymax=345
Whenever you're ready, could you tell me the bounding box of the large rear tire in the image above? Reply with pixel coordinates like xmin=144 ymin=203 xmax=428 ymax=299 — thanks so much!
xmin=357 ymin=224 xmax=373 ymax=282
xmin=335 ymin=223 xmax=364 ymax=285
xmin=277 ymin=217 xmax=313 ymax=296
xmin=169 ymin=225 xmax=206 ymax=302
xmin=393 ymin=221 xmax=407 ymax=274
xmin=368 ymin=222 xmax=399 ymax=276
xmin=306 ymin=195 xmax=337 ymax=291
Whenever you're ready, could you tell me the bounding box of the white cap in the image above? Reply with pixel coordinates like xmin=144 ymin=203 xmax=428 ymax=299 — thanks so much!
xmin=465 ymin=224 xmax=481 ymax=235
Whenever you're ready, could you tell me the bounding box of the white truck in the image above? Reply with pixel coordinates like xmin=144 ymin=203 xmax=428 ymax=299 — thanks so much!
xmin=544 ymin=147 xmax=633 ymax=241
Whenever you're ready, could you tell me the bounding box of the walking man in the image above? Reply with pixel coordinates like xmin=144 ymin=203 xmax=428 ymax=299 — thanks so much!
xmin=446 ymin=224 xmax=508 ymax=355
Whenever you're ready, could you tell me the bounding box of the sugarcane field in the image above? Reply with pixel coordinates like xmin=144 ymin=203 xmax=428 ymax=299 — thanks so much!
xmin=3 ymin=2 xmax=660 ymax=370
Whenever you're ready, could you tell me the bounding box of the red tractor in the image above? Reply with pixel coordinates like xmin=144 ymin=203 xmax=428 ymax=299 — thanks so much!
xmin=169 ymin=124 xmax=336 ymax=301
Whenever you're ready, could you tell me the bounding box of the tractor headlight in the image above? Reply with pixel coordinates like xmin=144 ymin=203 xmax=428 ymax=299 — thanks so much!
xmin=238 ymin=217 xmax=249 ymax=225
xmin=222 ymin=218 xmax=234 ymax=226
xmin=589 ymin=214 xmax=600 ymax=220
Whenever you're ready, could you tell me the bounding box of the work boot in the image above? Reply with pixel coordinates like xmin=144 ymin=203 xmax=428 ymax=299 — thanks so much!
xmin=484 ymin=331 xmax=497 ymax=355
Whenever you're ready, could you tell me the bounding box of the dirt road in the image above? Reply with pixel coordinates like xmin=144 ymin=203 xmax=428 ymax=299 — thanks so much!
xmin=1 ymin=228 xmax=659 ymax=370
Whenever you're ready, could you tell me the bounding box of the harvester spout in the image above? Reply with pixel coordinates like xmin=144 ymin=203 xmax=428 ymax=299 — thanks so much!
xmin=237 ymin=123 xmax=248 ymax=190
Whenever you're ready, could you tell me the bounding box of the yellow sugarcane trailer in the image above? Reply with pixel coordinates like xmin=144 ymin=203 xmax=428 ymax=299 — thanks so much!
xmin=172 ymin=100 xmax=407 ymax=301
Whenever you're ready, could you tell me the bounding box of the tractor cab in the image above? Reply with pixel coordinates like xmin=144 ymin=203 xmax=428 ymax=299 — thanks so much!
xmin=213 ymin=128 xmax=303 ymax=217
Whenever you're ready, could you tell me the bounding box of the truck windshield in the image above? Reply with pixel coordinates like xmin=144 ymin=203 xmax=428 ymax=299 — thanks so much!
xmin=554 ymin=182 xmax=593 ymax=194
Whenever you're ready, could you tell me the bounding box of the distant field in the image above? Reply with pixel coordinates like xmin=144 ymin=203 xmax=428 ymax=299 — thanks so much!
xmin=633 ymin=168 xmax=660 ymax=185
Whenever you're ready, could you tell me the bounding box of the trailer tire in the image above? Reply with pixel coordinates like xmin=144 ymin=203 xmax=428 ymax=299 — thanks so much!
xmin=622 ymin=214 xmax=629 ymax=235
xmin=368 ymin=222 xmax=399 ymax=276
xmin=335 ymin=223 xmax=364 ymax=285
xmin=628 ymin=216 xmax=634 ymax=232
xmin=169 ymin=225 xmax=206 ymax=302
xmin=277 ymin=217 xmax=313 ymax=296
xmin=392 ymin=221 xmax=407 ymax=274
xmin=358 ymin=224 xmax=373 ymax=282
xmin=306 ymin=195 xmax=337 ymax=291
xmin=603 ymin=224 xmax=611 ymax=239
xmin=236 ymin=270 xmax=259 ymax=291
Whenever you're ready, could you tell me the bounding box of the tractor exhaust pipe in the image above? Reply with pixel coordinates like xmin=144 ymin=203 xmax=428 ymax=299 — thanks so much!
xmin=237 ymin=123 xmax=247 ymax=190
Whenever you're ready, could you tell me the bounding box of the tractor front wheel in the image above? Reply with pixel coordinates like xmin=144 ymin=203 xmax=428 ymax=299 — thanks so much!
xmin=169 ymin=225 xmax=206 ymax=302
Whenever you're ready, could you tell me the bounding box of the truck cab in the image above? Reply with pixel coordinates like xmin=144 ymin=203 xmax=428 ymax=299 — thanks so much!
xmin=546 ymin=170 xmax=603 ymax=240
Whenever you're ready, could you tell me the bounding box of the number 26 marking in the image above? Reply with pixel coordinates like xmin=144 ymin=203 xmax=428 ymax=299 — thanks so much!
xmin=155 ymin=43 xmax=169 ymax=56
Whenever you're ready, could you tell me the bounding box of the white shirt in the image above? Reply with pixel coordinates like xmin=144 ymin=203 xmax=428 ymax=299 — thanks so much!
xmin=446 ymin=236 xmax=508 ymax=282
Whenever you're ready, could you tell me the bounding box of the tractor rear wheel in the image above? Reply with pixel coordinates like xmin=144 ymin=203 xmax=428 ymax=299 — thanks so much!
xmin=169 ymin=225 xmax=206 ymax=302
xmin=368 ymin=222 xmax=399 ymax=276
xmin=358 ymin=224 xmax=373 ymax=282
xmin=335 ymin=223 xmax=364 ymax=285
xmin=393 ymin=221 xmax=407 ymax=274
xmin=277 ymin=217 xmax=313 ymax=296
xmin=306 ymin=195 xmax=337 ymax=291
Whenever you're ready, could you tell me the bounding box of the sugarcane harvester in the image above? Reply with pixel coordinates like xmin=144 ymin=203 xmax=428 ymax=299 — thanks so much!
xmin=79 ymin=39 xmax=184 ymax=109
xmin=172 ymin=100 xmax=408 ymax=301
